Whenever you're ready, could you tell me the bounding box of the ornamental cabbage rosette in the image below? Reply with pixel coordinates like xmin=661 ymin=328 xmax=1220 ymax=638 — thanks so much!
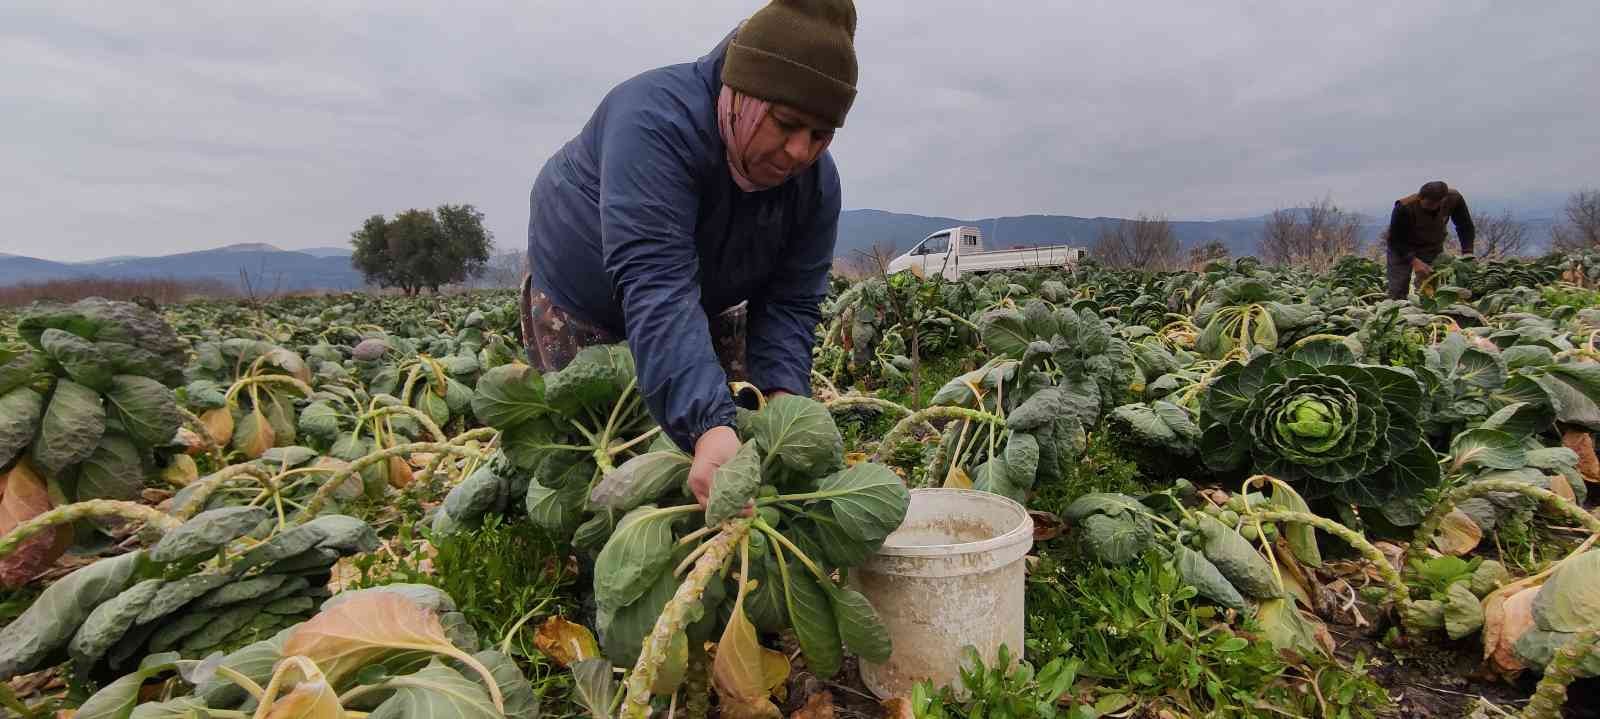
xmin=1199 ymin=350 xmax=1440 ymax=521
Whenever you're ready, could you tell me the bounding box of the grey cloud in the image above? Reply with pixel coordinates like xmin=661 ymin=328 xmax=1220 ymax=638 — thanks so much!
xmin=1 ymin=0 xmax=1596 ymax=260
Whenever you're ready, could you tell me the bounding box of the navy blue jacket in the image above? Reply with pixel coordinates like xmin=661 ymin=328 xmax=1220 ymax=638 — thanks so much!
xmin=526 ymin=30 xmax=840 ymax=452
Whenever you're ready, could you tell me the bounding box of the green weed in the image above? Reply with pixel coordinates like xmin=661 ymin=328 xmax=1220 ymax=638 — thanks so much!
xmin=1024 ymin=553 xmax=1388 ymax=718
xmin=1029 ymin=431 xmax=1147 ymax=520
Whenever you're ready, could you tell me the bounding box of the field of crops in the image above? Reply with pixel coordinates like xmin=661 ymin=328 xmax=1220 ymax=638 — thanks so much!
xmin=2 ymin=249 xmax=1600 ymax=718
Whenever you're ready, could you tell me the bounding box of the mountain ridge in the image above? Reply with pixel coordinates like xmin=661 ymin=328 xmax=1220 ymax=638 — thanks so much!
xmin=1 ymin=208 xmax=1558 ymax=290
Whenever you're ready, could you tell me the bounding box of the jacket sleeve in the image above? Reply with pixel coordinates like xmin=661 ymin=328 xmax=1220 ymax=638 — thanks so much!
xmin=745 ymin=164 xmax=841 ymax=397
xmin=1451 ymin=197 xmax=1476 ymax=254
xmin=597 ymin=105 xmax=737 ymax=452
xmin=1386 ymin=204 xmax=1412 ymax=262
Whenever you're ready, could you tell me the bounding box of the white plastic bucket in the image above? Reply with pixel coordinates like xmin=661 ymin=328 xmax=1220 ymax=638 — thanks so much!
xmin=850 ymin=488 xmax=1033 ymax=699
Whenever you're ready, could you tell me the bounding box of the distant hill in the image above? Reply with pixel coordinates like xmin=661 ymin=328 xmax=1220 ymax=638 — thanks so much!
xmin=836 ymin=208 xmax=1557 ymax=259
xmin=2 ymin=207 xmax=1562 ymax=290
xmin=0 ymin=245 xmax=368 ymax=291
xmin=295 ymin=246 xmax=355 ymax=258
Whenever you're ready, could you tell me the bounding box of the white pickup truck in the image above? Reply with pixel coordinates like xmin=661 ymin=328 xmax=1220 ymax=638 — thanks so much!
xmin=884 ymin=226 xmax=1088 ymax=280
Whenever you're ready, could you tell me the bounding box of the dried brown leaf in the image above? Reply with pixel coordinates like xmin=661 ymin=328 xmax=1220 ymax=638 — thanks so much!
xmin=791 ymin=690 xmax=835 ymax=719
xmin=1563 ymin=427 xmax=1599 ymax=483
xmin=0 ymin=460 xmax=70 ymax=588
xmin=1486 ymin=586 xmax=1540 ymax=675
xmin=386 ymin=456 xmax=414 ymax=489
xmin=1030 ymin=510 xmax=1064 ymax=542
xmin=1374 ymin=541 xmax=1406 ymax=571
xmin=880 ymin=697 xmax=915 ymax=719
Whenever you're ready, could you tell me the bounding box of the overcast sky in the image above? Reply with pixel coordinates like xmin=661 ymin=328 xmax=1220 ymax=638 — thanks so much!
xmin=3 ymin=0 xmax=1597 ymax=261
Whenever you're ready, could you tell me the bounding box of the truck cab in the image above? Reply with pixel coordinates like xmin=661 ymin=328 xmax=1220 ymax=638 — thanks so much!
xmin=885 ymin=226 xmax=1087 ymax=280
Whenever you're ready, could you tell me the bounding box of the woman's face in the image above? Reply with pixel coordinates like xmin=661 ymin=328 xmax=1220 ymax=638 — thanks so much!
xmin=741 ymin=104 xmax=835 ymax=187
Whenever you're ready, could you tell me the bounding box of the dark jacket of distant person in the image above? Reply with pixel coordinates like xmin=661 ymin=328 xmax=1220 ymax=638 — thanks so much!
xmin=1386 ymin=187 xmax=1475 ymax=263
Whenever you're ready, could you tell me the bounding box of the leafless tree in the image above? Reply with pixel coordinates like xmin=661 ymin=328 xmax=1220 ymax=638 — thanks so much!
xmin=1257 ymin=197 xmax=1365 ymax=272
xmin=478 ymin=251 xmax=529 ymax=288
xmin=1471 ymin=210 xmax=1530 ymax=260
xmin=1187 ymin=240 xmax=1230 ymax=271
xmin=1091 ymin=214 xmax=1181 ymax=271
xmin=1551 ymin=189 xmax=1600 ymax=252
xmin=835 ymin=240 xmax=898 ymax=279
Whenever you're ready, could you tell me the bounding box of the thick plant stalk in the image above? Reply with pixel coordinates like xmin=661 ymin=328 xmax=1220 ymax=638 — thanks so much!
xmin=1521 ymin=627 xmax=1600 ymax=719
xmin=1250 ymin=509 xmax=1410 ymax=608
xmin=172 ymin=464 xmax=274 ymax=520
xmin=620 ymin=519 xmax=751 ymax=719
xmin=1409 ymin=479 xmax=1600 ymax=559
xmin=933 ymin=306 xmax=981 ymax=332
xmin=920 ymin=420 xmax=967 ymax=490
xmin=223 ymin=374 xmax=314 ymax=405
xmin=0 ymin=500 xmax=181 ymax=563
xmin=356 ymin=404 xmax=447 ymax=443
xmin=873 ymin=406 xmax=1005 ymax=463
xmin=299 ymin=442 xmax=485 ymax=519
xmin=416 ymin=427 xmax=500 ymax=485
xmin=826 ymin=394 xmax=914 ymax=418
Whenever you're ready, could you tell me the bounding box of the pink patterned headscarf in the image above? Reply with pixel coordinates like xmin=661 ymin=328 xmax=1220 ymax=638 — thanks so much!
xmin=717 ymin=84 xmax=773 ymax=192
xmin=716 ymin=84 xmax=832 ymax=193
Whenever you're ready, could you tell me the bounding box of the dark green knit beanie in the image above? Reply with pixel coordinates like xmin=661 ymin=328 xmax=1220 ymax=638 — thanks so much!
xmin=722 ymin=0 xmax=859 ymax=128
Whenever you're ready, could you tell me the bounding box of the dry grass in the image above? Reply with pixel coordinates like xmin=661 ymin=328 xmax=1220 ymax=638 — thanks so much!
xmin=0 ymin=276 xmax=237 ymax=307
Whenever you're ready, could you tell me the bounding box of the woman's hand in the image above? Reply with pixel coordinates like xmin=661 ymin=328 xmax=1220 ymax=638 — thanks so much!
xmin=1410 ymin=257 xmax=1432 ymax=277
xmin=688 ymin=425 xmax=741 ymax=508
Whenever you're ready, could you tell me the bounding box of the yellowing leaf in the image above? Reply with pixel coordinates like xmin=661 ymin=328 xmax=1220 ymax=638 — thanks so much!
xmin=199 ymin=406 xmax=234 ymax=446
xmin=233 ymin=407 xmax=274 ymax=460
xmin=532 ymin=616 xmax=598 ymax=668
xmin=261 ymin=656 xmax=344 ymax=719
xmin=1272 ymin=543 xmax=1315 ymax=610
xmin=1256 ymin=597 xmax=1331 ymax=659
xmin=942 ymin=466 xmax=972 ymax=490
xmin=844 ymin=452 xmax=867 ymax=468
xmin=283 ymin=592 xmax=504 ymax=712
xmin=162 ymin=454 xmax=199 ymax=487
xmin=713 ymin=583 xmax=789 ymax=719
xmin=0 ymin=459 xmax=70 ymax=588
xmin=1432 ymin=510 xmax=1483 ymax=556
xmin=1549 ymin=474 xmax=1576 ymax=502
xmin=264 ymin=677 xmax=344 ymax=719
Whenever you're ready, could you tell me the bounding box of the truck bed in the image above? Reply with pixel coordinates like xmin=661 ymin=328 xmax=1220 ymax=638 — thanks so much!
xmin=959 ymin=245 xmax=1078 ymax=272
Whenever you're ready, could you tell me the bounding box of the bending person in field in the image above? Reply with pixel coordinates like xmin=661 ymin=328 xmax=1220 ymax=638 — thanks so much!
xmin=1385 ymin=180 xmax=1476 ymax=300
xmin=522 ymin=0 xmax=858 ymax=507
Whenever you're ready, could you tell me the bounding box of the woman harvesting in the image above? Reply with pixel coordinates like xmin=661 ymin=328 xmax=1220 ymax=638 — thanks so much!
xmin=523 ymin=0 xmax=859 ymax=506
